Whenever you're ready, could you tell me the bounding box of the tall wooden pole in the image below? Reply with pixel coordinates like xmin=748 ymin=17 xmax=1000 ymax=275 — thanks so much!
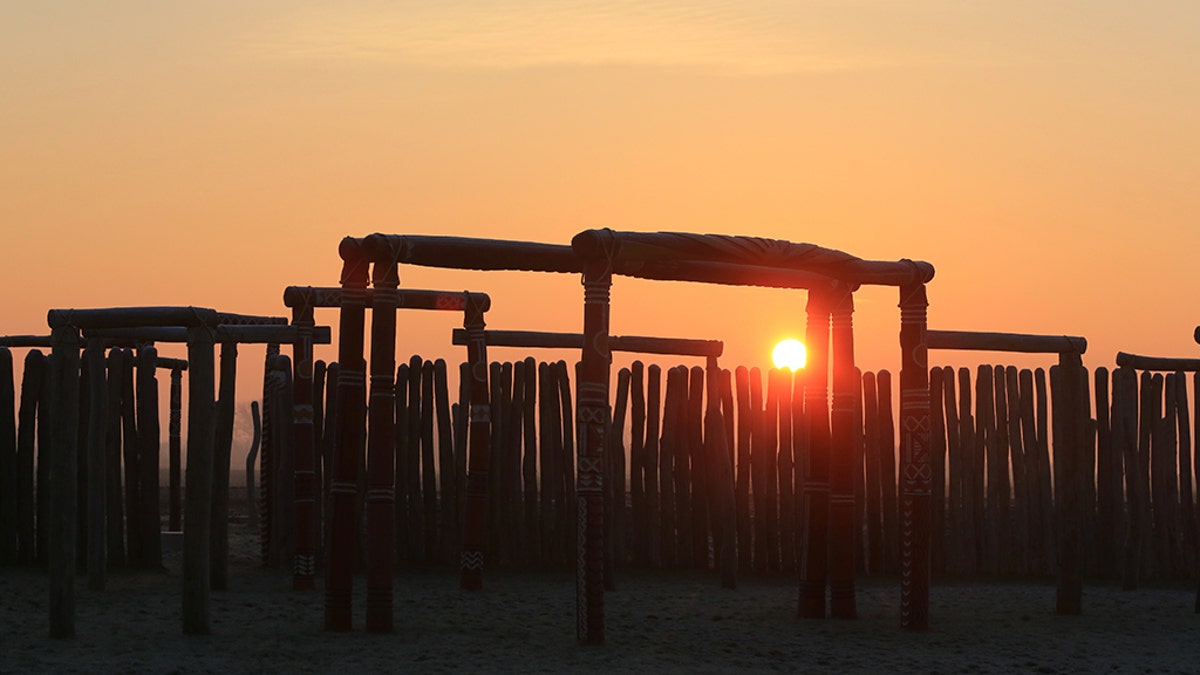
xmin=829 ymin=286 xmax=857 ymax=619
xmin=84 ymin=343 xmax=107 ymax=589
xmin=1056 ymin=350 xmax=1085 ymax=614
xmin=182 ymin=325 xmax=216 ymax=635
xmin=290 ymin=301 xmax=319 ymax=591
xmin=577 ymin=258 xmax=612 ymax=645
xmin=168 ymin=366 xmax=183 ymax=531
xmin=49 ymin=324 xmax=80 ymax=638
xmin=460 ymin=293 xmax=492 ymax=591
xmin=136 ymin=346 xmax=162 ymax=570
xmin=326 ymin=238 xmax=368 ymax=631
xmin=798 ymin=288 xmax=832 ymax=619
xmin=898 ymin=282 xmax=931 ymax=630
xmin=365 ymin=262 xmax=397 ymax=632
xmin=210 ymin=341 xmax=236 ymax=590
xmin=17 ymin=350 xmax=45 ymax=566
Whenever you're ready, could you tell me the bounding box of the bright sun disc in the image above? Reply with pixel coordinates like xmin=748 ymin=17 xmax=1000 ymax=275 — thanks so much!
xmin=772 ymin=338 xmax=807 ymax=371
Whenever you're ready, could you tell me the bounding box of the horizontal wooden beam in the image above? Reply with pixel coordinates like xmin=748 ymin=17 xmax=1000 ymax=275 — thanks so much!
xmin=451 ymin=329 xmax=723 ymax=358
xmin=283 ymin=286 xmax=490 ymax=312
xmin=362 ymin=234 xmax=583 ymax=274
xmin=83 ymin=325 xmax=332 ymax=345
xmin=0 ymin=335 xmax=53 ymax=348
xmin=614 ymin=259 xmax=838 ymax=291
xmin=927 ymin=330 xmax=1086 ymax=354
xmin=1115 ymin=352 xmax=1200 ymax=373
xmin=571 ymin=229 xmax=934 ymax=287
xmin=156 ymin=357 xmax=189 ymax=371
xmin=48 ymin=306 xmax=223 ymax=329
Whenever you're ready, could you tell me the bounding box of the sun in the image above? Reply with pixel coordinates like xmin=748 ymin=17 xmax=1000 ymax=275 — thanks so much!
xmin=772 ymin=338 xmax=807 ymax=371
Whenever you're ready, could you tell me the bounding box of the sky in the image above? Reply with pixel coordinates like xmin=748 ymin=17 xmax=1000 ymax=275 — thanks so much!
xmin=3 ymin=1 xmax=1199 ymax=419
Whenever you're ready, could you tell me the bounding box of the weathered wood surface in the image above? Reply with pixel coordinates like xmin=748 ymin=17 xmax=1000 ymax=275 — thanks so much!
xmin=362 ymin=234 xmax=581 ymax=273
xmin=928 ymin=330 xmax=1086 ymax=354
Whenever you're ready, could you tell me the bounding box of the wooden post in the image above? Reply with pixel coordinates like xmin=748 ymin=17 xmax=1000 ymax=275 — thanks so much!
xmin=259 ymin=343 xmax=278 ymax=566
xmin=942 ymin=367 xmax=961 ymax=576
xmin=830 ymin=287 xmax=857 ymax=618
xmin=577 ymin=258 xmax=612 ymax=645
xmin=168 ymin=366 xmax=183 ymax=532
xmin=1005 ymin=367 xmax=1028 ymax=576
xmin=898 ymin=282 xmax=930 ymax=630
xmin=182 ymin=325 xmax=216 ymax=635
xmin=364 ymin=263 xmax=397 ymax=632
xmin=661 ymin=366 xmax=680 ymax=570
xmin=863 ymin=372 xmax=883 ymax=575
xmin=608 ymin=367 xmax=631 ymax=583
xmin=879 ymin=370 xmax=898 ymax=575
xmin=748 ymin=367 xmax=764 ymax=573
xmin=778 ymin=368 xmax=796 ymax=575
xmin=521 ymin=357 xmax=538 ymax=567
xmin=1055 ymin=351 xmax=1084 ymax=615
xmin=49 ymin=324 xmax=81 ymax=638
xmin=37 ymin=353 xmax=52 ymax=565
xmin=246 ymin=401 xmax=261 ymax=533
xmin=120 ymin=348 xmax=141 ymax=567
xmin=799 ymin=288 xmax=831 ymax=619
xmin=136 ymin=346 xmax=162 ymax=570
xmin=460 ymin=293 xmax=492 ymax=590
xmin=17 ymin=350 xmax=44 ymax=565
xmin=707 ymin=362 xmax=738 ymax=588
xmin=733 ymin=366 xmax=751 ymax=574
xmin=927 ymin=368 xmax=946 ymax=577
xmin=761 ymin=367 xmax=779 ymax=573
xmin=992 ymin=365 xmax=1012 ymax=575
xmin=538 ymin=361 xmax=556 ymax=565
xmin=210 ymin=341 xmax=236 ymax=590
xmin=646 ymin=364 xmax=662 ymax=569
xmin=435 ymin=359 xmax=456 ymax=565
xmin=0 ymin=348 xmax=14 ymax=565
xmin=291 ymin=300 xmax=319 ymax=592
xmin=311 ymin=359 xmax=326 ymax=567
xmin=84 ymin=344 xmax=107 ymax=589
xmin=557 ymin=360 xmax=576 ymax=567
xmin=977 ymin=365 xmax=998 ymax=576
xmin=326 ymin=238 xmax=368 ymax=631
xmin=1094 ymin=367 xmax=1116 ymax=579
xmin=957 ymin=367 xmax=977 ymax=574
xmin=688 ymin=365 xmax=706 ymax=570
xmin=629 ymin=361 xmax=646 ymax=567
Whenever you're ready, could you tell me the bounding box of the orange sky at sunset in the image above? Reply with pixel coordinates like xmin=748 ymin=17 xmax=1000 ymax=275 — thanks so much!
xmin=3 ymin=2 xmax=1199 ymax=413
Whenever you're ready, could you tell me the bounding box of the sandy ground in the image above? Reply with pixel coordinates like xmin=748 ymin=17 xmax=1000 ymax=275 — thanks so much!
xmin=3 ymin=524 xmax=1197 ymax=674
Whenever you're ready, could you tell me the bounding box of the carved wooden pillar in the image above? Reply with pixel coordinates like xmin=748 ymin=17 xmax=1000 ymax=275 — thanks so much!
xmin=182 ymin=325 xmax=216 ymax=635
xmin=798 ymin=289 xmax=832 ymax=619
xmin=291 ymin=300 xmax=318 ymax=592
xmin=259 ymin=343 xmax=279 ymax=565
xmin=898 ymin=282 xmax=931 ymax=630
xmin=829 ymin=286 xmax=857 ymax=619
xmin=459 ymin=293 xmax=491 ymax=591
xmin=577 ymin=259 xmax=612 ymax=645
xmin=326 ymin=238 xmax=369 ymax=632
xmin=168 ymin=366 xmax=183 ymax=531
xmin=365 ymin=263 xmax=398 ymax=632
xmin=49 ymin=324 xmax=80 ymax=638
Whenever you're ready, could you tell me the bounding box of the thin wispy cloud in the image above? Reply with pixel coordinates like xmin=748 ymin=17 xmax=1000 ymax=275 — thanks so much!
xmin=244 ymin=1 xmax=973 ymax=74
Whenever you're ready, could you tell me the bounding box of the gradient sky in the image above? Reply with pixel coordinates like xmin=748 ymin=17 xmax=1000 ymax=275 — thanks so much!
xmin=3 ymin=2 xmax=1199 ymax=410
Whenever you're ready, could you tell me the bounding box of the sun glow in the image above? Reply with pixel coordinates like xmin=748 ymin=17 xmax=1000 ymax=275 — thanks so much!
xmin=771 ymin=338 xmax=807 ymax=371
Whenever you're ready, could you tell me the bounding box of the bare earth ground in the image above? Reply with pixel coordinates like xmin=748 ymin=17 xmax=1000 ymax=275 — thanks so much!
xmin=3 ymin=523 xmax=1197 ymax=674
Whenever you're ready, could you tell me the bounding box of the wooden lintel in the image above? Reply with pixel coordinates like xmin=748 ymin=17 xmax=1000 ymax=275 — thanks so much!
xmin=48 ymin=306 xmax=222 ymax=329
xmin=1115 ymin=351 xmax=1200 ymax=373
xmin=927 ymin=330 xmax=1087 ymax=354
xmin=83 ymin=325 xmax=332 ymax=345
xmin=283 ymin=286 xmax=490 ymax=313
xmin=361 ymin=234 xmax=582 ymax=274
xmin=451 ymin=328 xmax=723 ymax=358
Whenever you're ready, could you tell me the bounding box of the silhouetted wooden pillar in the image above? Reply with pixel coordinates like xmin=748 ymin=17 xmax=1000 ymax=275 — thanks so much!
xmin=84 ymin=343 xmax=107 ymax=589
xmin=182 ymin=326 xmax=216 ymax=635
xmin=798 ymin=289 xmax=832 ymax=619
xmin=136 ymin=346 xmax=162 ymax=570
xmin=898 ymin=282 xmax=930 ymax=630
xmin=577 ymin=258 xmax=612 ymax=645
xmin=459 ymin=293 xmax=491 ymax=591
xmin=291 ymin=301 xmax=318 ymax=591
xmin=210 ymin=341 xmax=236 ymax=590
xmin=168 ymin=366 xmax=183 ymax=531
xmin=49 ymin=324 xmax=80 ymax=638
xmin=0 ymin=347 xmax=14 ymax=565
xmin=829 ymin=286 xmax=857 ymax=619
xmin=17 ymin=350 xmax=45 ymax=566
xmin=365 ymin=263 xmax=398 ymax=632
xmin=326 ymin=238 xmax=368 ymax=631
xmin=1056 ymin=350 xmax=1085 ymax=615
xmin=104 ymin=350 xmax=126 ymax=566
xmin=119 ymin=349 xmax=140 ymax=566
